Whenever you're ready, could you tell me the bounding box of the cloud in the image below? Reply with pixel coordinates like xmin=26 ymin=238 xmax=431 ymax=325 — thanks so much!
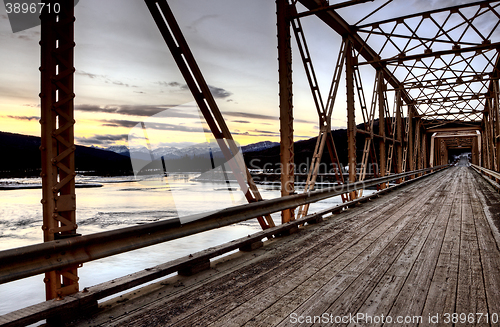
xmin=76 ymin=70 xmax=104 ymax=79
xmin=100 ymin=119 xmax=210 ymax=133
xmin=77 ymin=134 xmax=128 ymax=145
xmin=76 ymin=70 xmax=137 ymax=88
xmin=253 ymin=129 xmax=280 ymax=135
xmin=76 ymin=104 xmax=199 ymax=118
xmin=224 ymin=111 xmax=313 ymax=124
xmin=224 ymin=111 xmax=277 ymax=121
xmin=4 ymin=115 xmax=40 ymax=121
xmin=157 ymin=81 xmax=184 ymax=88
xmin=188 ymin=14 xmax=218 ymax=32
xmin=101 ymin=119 xmax=138 ymax=128
xmin=232 ymin=120 xmax=251 ymax=124
xmin=157 ymin=81 xmax=232 ymax=98
xmin=208 ymin=85 xmax=232 ymax=98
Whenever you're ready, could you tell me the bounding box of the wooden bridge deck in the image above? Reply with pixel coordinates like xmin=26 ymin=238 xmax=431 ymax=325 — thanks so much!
xmin=76 ymin=166 xmax=500 ymax=327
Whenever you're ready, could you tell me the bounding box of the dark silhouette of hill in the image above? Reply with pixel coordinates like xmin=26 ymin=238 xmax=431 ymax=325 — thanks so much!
xmin=0 ymin=131 xmax=133 ymax=177
xmin=243 ymin=123 xmax=376 ymax=171
xmin=1 ymin=121 xmax=382 ymax=177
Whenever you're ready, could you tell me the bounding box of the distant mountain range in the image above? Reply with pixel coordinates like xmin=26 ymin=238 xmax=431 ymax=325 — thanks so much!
xmin=98 ymin=140 xmax=279 ymax=161
xmin=0 ymin=131 xmax=280 ymax=177
xmin=0 ymin=125 xmax=374 ymax=177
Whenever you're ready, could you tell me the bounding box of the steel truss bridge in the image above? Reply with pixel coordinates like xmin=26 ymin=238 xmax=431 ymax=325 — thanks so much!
xmin=1 ymin=0 xmax=500 ymax=326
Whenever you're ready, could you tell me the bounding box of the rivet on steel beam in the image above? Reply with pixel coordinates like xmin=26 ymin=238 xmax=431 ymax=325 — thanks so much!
xmin=41 ymin=198 xmax=46 ymax=203
xmin=43 ymin=278 xmax=50 ymax=283
xmin=42 ymin=225 xmax=48 ymax=230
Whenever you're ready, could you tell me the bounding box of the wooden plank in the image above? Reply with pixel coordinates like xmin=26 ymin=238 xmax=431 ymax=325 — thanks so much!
xmin=469 ymin=169 xmax=500 ymax=321
xmin=172 ymin=188 xmax=422 ymax=326
xmin=104 ymin=192 xmax=408 ymax=327
xmin=420 ymin=169 xmax=462 ymax=321
xmin=314 ymin=169 xmax=453 ymax=324
xmin=456 ymin=169 xmax=488 ymax=322
xmin=221 ymin=179 xmax=443 ymax=327
xmin=262 ymin=170 xmax=452 ymax=327
xmin=106 ymin=171 xmax=452 ymax=327
xmin=356 ymin=168 xmax=459 ymax=325
xmin=385 ymin=168 xmax=461 ymax=322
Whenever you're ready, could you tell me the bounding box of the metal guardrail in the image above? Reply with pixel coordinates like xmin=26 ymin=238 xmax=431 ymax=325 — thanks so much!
xmin=470 ymin=163 xmax=500 ymax=181
xmin=0 ymin=165 xmax=449 ymax=285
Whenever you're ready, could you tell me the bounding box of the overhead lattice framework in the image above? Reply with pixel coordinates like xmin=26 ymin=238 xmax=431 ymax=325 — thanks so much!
xmin=355 ymin=0 xmax=500 ymax=127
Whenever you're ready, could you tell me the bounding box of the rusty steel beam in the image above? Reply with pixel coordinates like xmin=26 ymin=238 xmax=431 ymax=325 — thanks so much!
xmin=40 ymin=0 xmax=79 ymax=301
xmin=145 ymin=0 xmax=274 ymax=229
xmin=346 ymin=39 xmax=357 ymax=200
xmin=292 ymin=0 xmax=374 ymax=19
xmin=277 ymin=0 xmax=295 ymax=223
xmin=0 ymin=165 xmax=449 ymax=286
xmin=358 ymin=42 xmax=500 ymax=66
xmin=494 ymin=81 xmax=500 ymax=171
xmin=396 ymin=92 xmax=403 ymax=180
xmin=378 ymin=70 xmax=387 ymax=189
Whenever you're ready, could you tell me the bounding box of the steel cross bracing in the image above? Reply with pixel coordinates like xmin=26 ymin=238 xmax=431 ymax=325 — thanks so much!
xmin=290 ymin=14 xmax=347 ymax=219
xmin=355 ymin=0 xmax=500 ymax=127
xmin=291 ymin=0 xmax=500 ymax=178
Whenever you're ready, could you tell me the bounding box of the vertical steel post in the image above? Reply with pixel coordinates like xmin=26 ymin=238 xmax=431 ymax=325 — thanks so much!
xmin=408 ymin=105 xmax=415 ymax=174
xmin=395 ymin=91 xmax=403 ymax=181
xmin=472 ymin=135 xmax=477 ymax=165
xmin=429 ymin=134 xmax=436 ymax=168
xmin=377 ymin=71 xmax=386 ymax=188
xmin=40 ymin=0 xmax=78 ymax=301
xmin=345 ymin=39 xmax=357 ymax=200
xmin=494 ymin=80 xmax=500 ymax=172
xmin=277 ymin=0 xmax=295 ymax=222
xmin=421 ymin=129 xmax=427 ymax=173
xmin=484 ymin=113 xmax=492 ymax=169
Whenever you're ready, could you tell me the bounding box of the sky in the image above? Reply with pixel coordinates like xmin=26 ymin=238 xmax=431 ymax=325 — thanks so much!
xmin=0 ymin=0 xmax=481 ymax=149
